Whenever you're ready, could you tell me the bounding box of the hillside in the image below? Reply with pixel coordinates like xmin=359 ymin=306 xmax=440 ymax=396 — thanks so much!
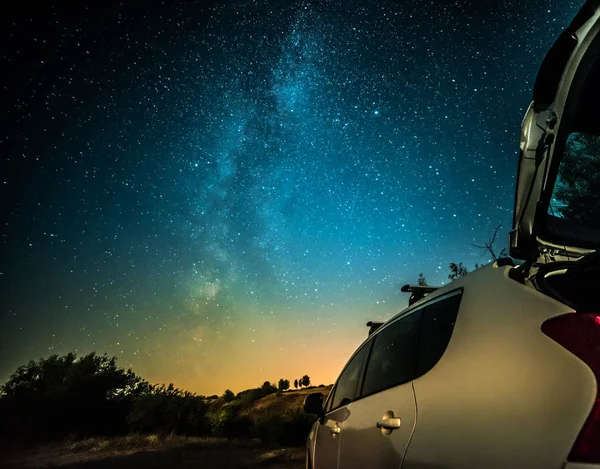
xmin=240 ymin=386 xmax=333 ymax=418
xmin=1 ymin=387 xmax=335 ymax=469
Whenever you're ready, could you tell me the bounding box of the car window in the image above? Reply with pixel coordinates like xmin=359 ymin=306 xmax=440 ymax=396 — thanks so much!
xmin=324 ymin=384 xmax=336 ymax=412
xmin=416 ymin=291 xmax=462 ymax=377
xmin=545 ymin=33 xmax=600 ymax=245
xmin=361 ymin=311 xmax=422 ymax=397
xmin=329 ymin=342 xmax=371 ymax=410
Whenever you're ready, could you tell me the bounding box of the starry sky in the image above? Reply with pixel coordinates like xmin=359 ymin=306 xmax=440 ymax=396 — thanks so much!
xmin=1 ymin=0 xmax=583 ymax=395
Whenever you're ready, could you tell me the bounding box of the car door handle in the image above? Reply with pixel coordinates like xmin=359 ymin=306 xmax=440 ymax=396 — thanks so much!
xmin=376 ymin=417 xmax=401 ymax=430
xmin=377 ymin=411 xmax=401 ymax=435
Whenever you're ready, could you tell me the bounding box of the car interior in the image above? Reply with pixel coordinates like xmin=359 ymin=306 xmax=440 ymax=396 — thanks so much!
xmin=528 ymin=27 xmax=600 ymax=311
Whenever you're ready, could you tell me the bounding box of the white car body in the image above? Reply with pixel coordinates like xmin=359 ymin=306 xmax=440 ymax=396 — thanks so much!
xmin=305 ymin=1 xmax=600 ymax=468
xmin=307 ymin=264 xmax=595 ymax=469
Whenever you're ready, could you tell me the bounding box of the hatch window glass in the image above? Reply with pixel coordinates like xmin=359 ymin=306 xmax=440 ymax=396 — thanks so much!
xmin=361 ymin=311 xmax=421 ymax=397
xmin=549 ymin=132 xmax=600 ymax=229
xmin=546 ymin=35 xmax=600 ymax=243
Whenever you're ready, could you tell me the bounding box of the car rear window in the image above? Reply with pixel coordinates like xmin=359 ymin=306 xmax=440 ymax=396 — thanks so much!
xmin=416 ymin=291 xmax=462 ymax=377
xmin=361 ymin=311 xmax=421 ymax=397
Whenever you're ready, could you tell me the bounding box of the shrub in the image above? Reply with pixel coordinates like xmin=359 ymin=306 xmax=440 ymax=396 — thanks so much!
xmin=224 ymin=415 xmax=253 ymax=439
xmin=0 ymin=353 xmax=146 ymax=439
xmin=222 ymin=389 xmax=235 ymax=402
xmin=253 ymin=409 xmax=317 ymax=446
xmin=207 ymin=403 xmax=246 ymax=438
xmin=127 ymin=384 xmax=209 ymax=436
xmin=235 ymin=385 xmax=276 ymax=407
xmin=0 ymin=352 xmax=316 ymax=444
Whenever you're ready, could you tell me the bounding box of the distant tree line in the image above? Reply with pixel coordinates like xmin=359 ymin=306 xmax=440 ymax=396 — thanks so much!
xmin=0 ymin=353 xmax=317 ymax=446
xmin=295 ymin=375 xmax=311 ymax=389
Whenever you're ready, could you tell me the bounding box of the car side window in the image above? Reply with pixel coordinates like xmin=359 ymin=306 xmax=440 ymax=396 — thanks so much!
xmin=361 ymin=311 xmax=422 ymax=397
xmin=329 ymin=342 xmax=371 ymax=410
xmin=416 ymin=291 xmax=462 ymax=377
xmin=324 ymin=384 xmax=336 ymax=412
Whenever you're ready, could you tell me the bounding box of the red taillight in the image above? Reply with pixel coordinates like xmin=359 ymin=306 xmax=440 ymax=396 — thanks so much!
xmin=542 ymin=313 xmax=600 ymax=463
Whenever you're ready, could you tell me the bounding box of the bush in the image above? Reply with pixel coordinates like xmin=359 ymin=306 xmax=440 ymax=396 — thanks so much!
xmin=0 ymin=353 xmax=146 ymax=439
xmin=207 ymin=403 xmax=250 ymax=438
xmin=235 ymin=385 xmax=276 ymax=407
xmin=127 ymin=384 xmax=209 ymax=436
xmin=0 ymin=352 xmax=317 ymax=445
xmin=222 ymin=389 xmax=235 ymax=402
xmin=224 ymin=415 xmax=253 ymax=439
xmin=253 ymin=409 xmax=317 ymax=446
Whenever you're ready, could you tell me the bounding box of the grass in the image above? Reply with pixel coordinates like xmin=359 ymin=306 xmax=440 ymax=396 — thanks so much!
xmin=0 ymin=434 xmax=305 ymax=469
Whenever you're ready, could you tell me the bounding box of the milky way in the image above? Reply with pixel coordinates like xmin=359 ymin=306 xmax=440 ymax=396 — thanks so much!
xmin=1 ymin=0 xmax=582 ymax=393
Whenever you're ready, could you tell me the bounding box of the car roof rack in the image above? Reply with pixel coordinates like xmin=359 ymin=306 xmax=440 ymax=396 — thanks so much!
xmin=366 ymin=320 xmax=385 ymax=336
xmin=400 ymin=284 xmax=440 ymax=306
xmin=366 ymin=285 xmax=441 ymax=336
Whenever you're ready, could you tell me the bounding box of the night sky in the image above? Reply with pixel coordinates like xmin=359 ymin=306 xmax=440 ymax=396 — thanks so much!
xmin=1 ymin=0 xmax=582 ymax=395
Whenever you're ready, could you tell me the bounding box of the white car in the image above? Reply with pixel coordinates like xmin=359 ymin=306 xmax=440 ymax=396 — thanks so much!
xmin=303 ymin=1 xmax=600 ymax=468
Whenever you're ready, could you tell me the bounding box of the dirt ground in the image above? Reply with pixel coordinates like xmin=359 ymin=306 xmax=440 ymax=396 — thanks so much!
xmin=0 ymin=435 xmax=305 ymax=469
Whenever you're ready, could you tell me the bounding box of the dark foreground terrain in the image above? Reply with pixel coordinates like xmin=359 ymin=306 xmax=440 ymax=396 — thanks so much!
xmin=0 ymin=435 xmax=305 ymax=469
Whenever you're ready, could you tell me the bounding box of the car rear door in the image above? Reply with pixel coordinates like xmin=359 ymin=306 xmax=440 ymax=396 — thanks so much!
xmin=336 ymin=309 xmax=422 ymax=469
xmin=403 ymin=290 xmax=465 ymax=469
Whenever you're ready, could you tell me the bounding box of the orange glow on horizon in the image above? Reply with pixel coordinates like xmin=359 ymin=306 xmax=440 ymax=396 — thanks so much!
xmin=138 ymin=321 xmax=370 ymax=395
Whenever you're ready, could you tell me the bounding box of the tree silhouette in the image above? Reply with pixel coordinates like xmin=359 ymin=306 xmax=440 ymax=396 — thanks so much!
xmin=301 ymin=375 xmax=310 ymax=387
xmin=553 ymin=132 xmax=600 ymax=227
xmin=472 ymin=224 xmax=508 ymax=261
xmin=417 ymin=272 xmax=428 ymax=286
xmin=0 ymin=352 xmax=148 ymax=438
xmin=294 ymin=379 xmax=298 ymax=389
xmin=222 ymin=389 xmax=235 ymax=402
xmin=278 ymin=378 xmax=290 ymax=391
xmin=448 ymin=262 xmax=468 ymax=281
